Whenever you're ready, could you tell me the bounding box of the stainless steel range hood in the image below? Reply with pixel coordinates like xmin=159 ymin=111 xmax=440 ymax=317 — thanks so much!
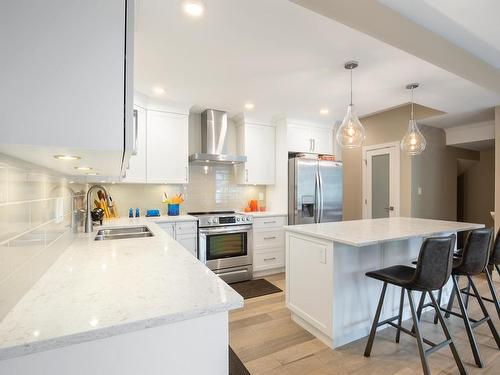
xmin=189 ymin=109 xmax=247 ymax=164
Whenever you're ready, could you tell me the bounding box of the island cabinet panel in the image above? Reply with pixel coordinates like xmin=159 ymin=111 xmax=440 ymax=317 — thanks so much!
xmin=286 ymin=233 xmax=333 ymax=338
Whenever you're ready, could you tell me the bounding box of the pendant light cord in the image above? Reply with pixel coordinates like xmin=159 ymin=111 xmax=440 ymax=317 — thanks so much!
xmin=350 ymin=68 xmax=353 ymax=105
xmin=411 ymin=86 xmax=414 ymax=120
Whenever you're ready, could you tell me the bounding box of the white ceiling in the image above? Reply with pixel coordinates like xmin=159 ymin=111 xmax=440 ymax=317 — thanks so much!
xmin=134 ymin=0 xmax=500 ymax=127
xmin=378 ymin=0 xmax=500 ymax=70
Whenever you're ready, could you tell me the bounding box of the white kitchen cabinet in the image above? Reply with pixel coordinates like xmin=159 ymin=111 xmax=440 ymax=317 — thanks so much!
xmin=287 ymin=123 xmax=333 ymax=154
xmin=147 ymin=110 xmax=189 ymax=184
xmin=156 ymin=220 xmax=197 ymax=257
xmin=0 ymin=0 xmax=134 ymax=178
xmin=252 ymin=215 xmax=286 ymax=276
xmin=236 ymin=121 xmax=276 ymax=185
xmin=122 ymin=105 xmax=147 ymax=183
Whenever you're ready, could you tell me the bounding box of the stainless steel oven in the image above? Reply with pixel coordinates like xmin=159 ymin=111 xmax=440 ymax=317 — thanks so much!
xmin=189 ymin=211 xmax=253 ymax=283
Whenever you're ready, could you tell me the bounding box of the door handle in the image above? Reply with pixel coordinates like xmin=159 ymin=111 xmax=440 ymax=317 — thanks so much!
xmin=384 ymin=206 xmax=394 ymax=211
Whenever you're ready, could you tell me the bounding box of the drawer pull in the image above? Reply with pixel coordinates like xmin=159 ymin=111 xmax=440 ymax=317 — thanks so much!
xmin=264 ymin=236 xmax=277 ymax=240
xmin=264 ymin=221 xmax=276 ymax=224
xmin=264 ymin=257 xmax=277 ymax=261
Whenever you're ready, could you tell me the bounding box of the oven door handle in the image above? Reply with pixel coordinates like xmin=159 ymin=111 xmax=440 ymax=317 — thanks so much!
xmin=199 ymin=225 xmax=252 ymax=235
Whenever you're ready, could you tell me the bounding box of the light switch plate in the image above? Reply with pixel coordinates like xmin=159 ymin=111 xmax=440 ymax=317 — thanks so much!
xmin=418 ymin=187 xmax=422 ymax=195
xmin=258 ymin=192 xmax=264 ymax=201
xmin=319 ymin=248 xmax=326 ymax=264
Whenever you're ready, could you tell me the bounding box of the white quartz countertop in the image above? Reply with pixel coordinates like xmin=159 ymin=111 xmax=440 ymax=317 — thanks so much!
xmin=0 ymin=218 xmax=242 ymax=361
xmin=284 ymin=217 xmax=484 ymax=247
xmin=145 ymin=214 xmax=198 ymax=222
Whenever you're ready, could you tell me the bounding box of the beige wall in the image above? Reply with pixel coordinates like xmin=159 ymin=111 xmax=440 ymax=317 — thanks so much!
xmin=495 ymin=106 xmax=500 ymax=233
xmin=342 ymin=104 xmax=443 ymax=220
xmin=343 ymin=104 xmax=480 ymax=221
xmin=461 ymin=147 xmax=495 ymax=227
xmin=411 ymin=126 xmax=478 ymax=220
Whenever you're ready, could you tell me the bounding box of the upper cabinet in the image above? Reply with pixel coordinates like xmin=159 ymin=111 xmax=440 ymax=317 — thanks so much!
xmin=287 ymin=123 xmax=334 ymax=155
xmin=0 ymin=0 xmax=134 ymax=178
xmin=236 ymin=119 xmax=276 ymax=185
xmin=147 ymin=110 xmax=189 ymax=184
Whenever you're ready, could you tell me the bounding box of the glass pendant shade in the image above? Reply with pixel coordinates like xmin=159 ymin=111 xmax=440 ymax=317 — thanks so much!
xmin=336 ymin=104 xmax=365 ymax=148
xmin=401 ymin=119 xmax=426 ymax=155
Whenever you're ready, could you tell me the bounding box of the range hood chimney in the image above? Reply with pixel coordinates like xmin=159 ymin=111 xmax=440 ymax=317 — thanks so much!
xmin=189 ymin=109 xmax=247 ymax=164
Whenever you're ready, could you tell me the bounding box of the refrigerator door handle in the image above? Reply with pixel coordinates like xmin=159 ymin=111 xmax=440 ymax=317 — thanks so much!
xmin=314 ymin=169 xmax=320 ymax=223
xmin=318 ymin=167 xmax=324 ymax=223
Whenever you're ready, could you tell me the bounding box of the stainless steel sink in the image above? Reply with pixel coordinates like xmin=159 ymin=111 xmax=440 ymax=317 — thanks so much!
xmin=94 ymin=226 xmax=153 ymax=241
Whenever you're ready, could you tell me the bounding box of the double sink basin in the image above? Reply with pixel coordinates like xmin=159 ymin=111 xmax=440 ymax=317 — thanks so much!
xmin=94 ymin=226 xmax=153 ymax=241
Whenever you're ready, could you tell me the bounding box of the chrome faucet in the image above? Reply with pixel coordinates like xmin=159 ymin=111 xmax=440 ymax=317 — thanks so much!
xmin=85 ymin=184 xmax=112 ymax=233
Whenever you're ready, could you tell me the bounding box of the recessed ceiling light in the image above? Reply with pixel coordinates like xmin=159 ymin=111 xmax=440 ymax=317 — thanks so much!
xmin=74 ymin=166 xmax=93 ymax=171
xmin=68 ymin=181 xmax=74 ymax=184
xmin=54 ymin=155 xmax=81 ymax=161
xmin=244 ymin=102 xmax=255 ymax=110
xmin=320 ymin=108 xmax=329 ymax=115
xmin=183 ymin=0 xmax=205 ymax=17
xmin=153 ymin=86 xmax=165 ymax=95
xmin=86 ymin=172 xmax=98 ymax=176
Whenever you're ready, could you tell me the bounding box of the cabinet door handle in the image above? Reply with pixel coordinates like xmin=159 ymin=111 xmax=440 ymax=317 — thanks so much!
xmin=245 ymin=169 xmax=248 ymax=182
xmin=309 ymin=138 xmax=313 ymax=152
xmin=264 ymin=236 xmax=276 ymax=240
xmin=312 ymin=139 xmax=315 ymax=152
xmin=185 ymin=166 xmax=188 ymax=182
xmin=264 ymin=257 xmax=276 ymax=261
xmin=264 ymin=221 xmax=276 ymax=224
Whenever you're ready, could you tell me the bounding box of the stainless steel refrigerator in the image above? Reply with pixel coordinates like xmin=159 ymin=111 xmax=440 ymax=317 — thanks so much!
xmin=288 ymin=156 xmax=343 ymax=225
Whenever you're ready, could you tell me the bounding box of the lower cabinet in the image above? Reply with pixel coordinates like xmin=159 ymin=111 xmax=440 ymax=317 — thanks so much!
xmin=252 ymin=215 xmax=286 ymax=276
xmin=156 ymin=220 xmax=197 ymax=257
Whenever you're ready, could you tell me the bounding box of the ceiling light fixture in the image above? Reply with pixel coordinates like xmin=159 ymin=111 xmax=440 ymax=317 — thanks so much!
xmin=183 ymin=0 xmax=205 ymax=17
xmin=152 ymin=86 xmax=165 ymax=95
xmin=336 ymin=61 xmax=365 ymax=148
xmin=54 ymin=155 xmax=81 ymax=161
xmin=74 ymin=166 xmax=93 ymax=171
xmin=244 ymin=102 xmax=255 ymax=110
xmin=401 ymin=83 xmax=426 ymax=155
xmin=320 ymin=108 xmax=329 ymax=115
xmin=86 ymin=172 xmax=98 ymax=176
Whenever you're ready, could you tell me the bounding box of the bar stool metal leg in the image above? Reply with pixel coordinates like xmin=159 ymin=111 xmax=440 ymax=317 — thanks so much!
xmin=407 ymin=289 xmax=431 ymax=375
xmin=396 ymin=287 xmax=405 ymax=343
xmin=467 ymin=276 xmax=500 ymax=349
xmin=452 ymin=275 xmax=484 ymax=368
xmin=364 ymin=282 xmax=388 ymax=357
xmin=428 ymin=292 xmax=467 ymax=375
xmin=433 ymin=289 xmax=442 ymax=324
xmin=445 ymin=275 xmax=459 ymax=318
xmin=484 ymin=269 xmax=500 ymax=319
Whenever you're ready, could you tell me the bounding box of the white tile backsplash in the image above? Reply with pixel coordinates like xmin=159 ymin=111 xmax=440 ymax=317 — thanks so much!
xmin=0 ymin=153 xmax=85 ymax=321
xmin=104 ymin=164 xmax=267 ymax=216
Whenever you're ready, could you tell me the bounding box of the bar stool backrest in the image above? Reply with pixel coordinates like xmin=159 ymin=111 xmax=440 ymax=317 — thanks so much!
xmin=412 ymin=235 xmax=456 ymax=291
xmin=457 ymin=228 xmax=493 ymax=275
xmin=491 ymin=227 xmax=500 ymax=265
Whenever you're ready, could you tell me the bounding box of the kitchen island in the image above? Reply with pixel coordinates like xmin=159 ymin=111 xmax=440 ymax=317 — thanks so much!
xmin=0 ymin=217 xmax=243 ymax=375
xmin=284 ymin=217 xmax=483 ymax=349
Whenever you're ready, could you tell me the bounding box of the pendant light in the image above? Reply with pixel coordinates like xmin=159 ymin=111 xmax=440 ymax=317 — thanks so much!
xmin=400 ymin=83 xmax=426 ymax=155
xmin=336 ymin=61 xmax=365 ymax=148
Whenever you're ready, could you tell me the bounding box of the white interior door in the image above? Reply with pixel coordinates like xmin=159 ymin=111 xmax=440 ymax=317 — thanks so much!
xmin=363 ymin=143 xmax=400 ymax=219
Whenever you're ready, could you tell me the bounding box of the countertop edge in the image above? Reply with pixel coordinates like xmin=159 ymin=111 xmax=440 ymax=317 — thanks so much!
xmin=0 ymin=298 xmax=243 ymax=361
xmin=284 ymin=223 xmax=485 ymax=247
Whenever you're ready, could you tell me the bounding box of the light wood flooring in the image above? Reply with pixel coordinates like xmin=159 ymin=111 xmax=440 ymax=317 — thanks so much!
xmin=229 ymin=273 xmax=500 ymax=374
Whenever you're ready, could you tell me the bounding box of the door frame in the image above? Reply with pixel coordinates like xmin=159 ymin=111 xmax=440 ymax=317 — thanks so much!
xmin=362 ymin=142 xmax=401 ymax=219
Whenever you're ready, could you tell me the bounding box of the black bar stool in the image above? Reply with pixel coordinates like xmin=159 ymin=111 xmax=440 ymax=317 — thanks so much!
xmin=446 ymin=228 xmax=500 ymax=320
xmin=364 ymin=235 xmax=466 ymax=375
xmin=439 ymin=228 xmax=500 ymax=368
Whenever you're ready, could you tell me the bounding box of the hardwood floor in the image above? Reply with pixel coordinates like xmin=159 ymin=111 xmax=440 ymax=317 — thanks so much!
xmin=229 ymin=273 xmax=500 ymax=374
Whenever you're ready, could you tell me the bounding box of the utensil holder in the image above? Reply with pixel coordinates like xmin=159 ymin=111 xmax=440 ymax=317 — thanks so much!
xmin=167 ymin=203 xmax=180 ymax=216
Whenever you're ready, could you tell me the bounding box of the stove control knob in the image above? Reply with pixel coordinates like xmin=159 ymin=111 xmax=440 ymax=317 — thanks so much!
xmin=246 ymin=217 xmax=251 ymax=221
xmin=207 ymin=219 xmax=212 ymax=224
xmin=237 ymin=217 xmax=240 ymax=222
xmin=213 ymin=218 xmax=218 ymax=223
